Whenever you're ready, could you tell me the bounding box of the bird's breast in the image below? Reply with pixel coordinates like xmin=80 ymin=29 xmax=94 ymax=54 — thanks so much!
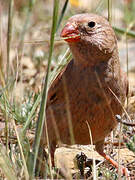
xmin=46 ymin=60 xmax=124 ymax=146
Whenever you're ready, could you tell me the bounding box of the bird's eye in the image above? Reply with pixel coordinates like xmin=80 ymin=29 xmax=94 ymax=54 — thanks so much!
xmin=88 ymin=21 xmax=96 ymax=28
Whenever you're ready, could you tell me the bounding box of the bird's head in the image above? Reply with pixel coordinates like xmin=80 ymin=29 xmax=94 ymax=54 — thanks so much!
xmin=61 ymin=13 xmax=118 ymax=66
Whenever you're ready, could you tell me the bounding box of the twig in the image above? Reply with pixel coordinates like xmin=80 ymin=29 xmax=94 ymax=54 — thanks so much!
xmin=116 ymin=115 xmax=135 ymax=127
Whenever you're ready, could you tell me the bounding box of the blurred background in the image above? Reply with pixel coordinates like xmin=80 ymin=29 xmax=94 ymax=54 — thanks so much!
xmin=0 ymin=0 xmax=135 ymax=179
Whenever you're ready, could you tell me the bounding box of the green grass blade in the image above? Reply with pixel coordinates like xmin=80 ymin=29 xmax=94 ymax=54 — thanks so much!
xmin=7 ymin=0 xmax=14 ymax=78
xmin=56 ymin=0 xmax=69 ymax=32
xmin=21 ymin=50 xmax=71 ymax=136
xmin=113 ymin=26 xmax=135 ymax=38
xmin=28 ymin=0 xmax=59 ymax=178
xmin=6 ymin=0 xmax=14 ymax=153
xmin=12 ymin=119 xmax=29 ymax=179
xmin=0 ymin=144 xmax=17 ymax=180
xmin=21 ymin=94 xmax=41 ymax=135
xmin=18 ymin=0 xmax=36 ymax=55
xmin=48 ymin=48 xmax=71 ymax=87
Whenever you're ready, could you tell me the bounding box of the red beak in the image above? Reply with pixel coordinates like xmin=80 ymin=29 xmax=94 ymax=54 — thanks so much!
xmin=60 ymin=23 xmax=80 ymax=42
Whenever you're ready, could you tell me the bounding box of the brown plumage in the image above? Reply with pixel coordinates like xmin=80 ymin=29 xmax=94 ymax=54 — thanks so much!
xmin=40 ymin=13 xmax=129 ymax=177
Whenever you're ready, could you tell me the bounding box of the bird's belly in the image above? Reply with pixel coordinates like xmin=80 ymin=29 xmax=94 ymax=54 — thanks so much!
xmin=45 ymin=91 xmax=119 ymax=146
xmin=70 ymin=95 xmax=118 ymax=145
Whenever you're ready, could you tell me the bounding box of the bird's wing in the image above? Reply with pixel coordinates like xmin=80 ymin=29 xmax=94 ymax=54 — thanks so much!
xmin=47 ymin=60 xmax=72 ymax=107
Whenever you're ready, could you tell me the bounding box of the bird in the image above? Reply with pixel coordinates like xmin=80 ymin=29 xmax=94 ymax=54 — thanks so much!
xmin=39 ymin=13 xmax=129 ymax=177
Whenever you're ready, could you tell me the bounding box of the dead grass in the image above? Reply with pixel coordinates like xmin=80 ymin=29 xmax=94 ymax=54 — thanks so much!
xmin=0 ymin=0 xmax=135 ymax=179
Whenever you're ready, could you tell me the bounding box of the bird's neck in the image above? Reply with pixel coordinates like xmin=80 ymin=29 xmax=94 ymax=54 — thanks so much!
xmin=69 ymin=42 xmax=119 ymax=68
